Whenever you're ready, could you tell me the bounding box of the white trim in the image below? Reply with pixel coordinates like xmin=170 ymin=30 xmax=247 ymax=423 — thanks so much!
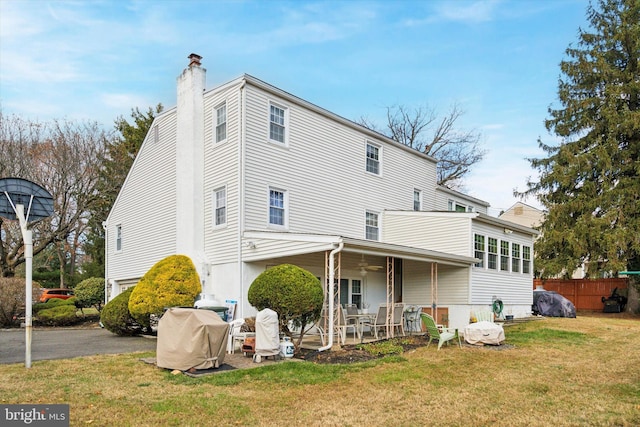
xmin=365 ymin=210 xmax=380 ymax=241
xmin=115 ymin=224 xmax=122 ymax=253
xmin=268 ymin=101 xmax=289 ymax=146
xmin=267 ymin=186 xmax=289 ymax=230
xmin=365 ymin=140 xmax=382 ymax=176
xmin=212 ymin=185 xmax=227 ymax=228
xmin=214 ymin=101 xmax=227 ymax=144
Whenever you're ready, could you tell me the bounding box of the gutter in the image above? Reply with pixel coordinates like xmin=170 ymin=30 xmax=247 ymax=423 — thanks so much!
xmin=318 ymin=242 xmax=343 ymax=352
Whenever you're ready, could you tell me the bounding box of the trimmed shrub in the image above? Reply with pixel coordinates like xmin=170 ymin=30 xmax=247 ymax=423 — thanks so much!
xmin=100 ymin=287 xmax=143 ymax=336
xmin=36 ymin=305 xmax=78 ymax=326
xmin=128 ymin=255 xmax=201 ymax=328
xmin=33 ymin=297 xmax=76 ymax=314
xmin=74 ymin=277 xmax=105 ymax=311
xmin=248 ymin=264 xmax=324 ymax=353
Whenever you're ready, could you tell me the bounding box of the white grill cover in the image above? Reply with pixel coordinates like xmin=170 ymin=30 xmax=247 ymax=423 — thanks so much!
xmin=157 ymin=307 xmax=230 ymax=371
xmin=255 ymin=308 xmax=280 ymax=357
xmin=463 ymin=321 xmax=505 ymax=345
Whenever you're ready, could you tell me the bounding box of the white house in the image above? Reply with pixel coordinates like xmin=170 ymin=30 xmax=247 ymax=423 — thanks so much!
xmin=105 ymin=54 xmax=538 ymax=335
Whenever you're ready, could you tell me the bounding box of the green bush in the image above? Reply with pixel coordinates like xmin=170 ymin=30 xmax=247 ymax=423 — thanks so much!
xmin=248 ymin=264 xmax=324 ymax=353
xmin=128 ymin=255 xmax=201 ymax=328
xmin=100 ymin=287 xmax=143 ymax=336
xmin=74 ymin=277 xmax=105 ymax=311
xmin=36 ymin=304 xmax=78 ymax=326
xmin=0 ymin=277 xmax=41 ymax=327
xmin=33 ymin=297 xmax=76 ymax=314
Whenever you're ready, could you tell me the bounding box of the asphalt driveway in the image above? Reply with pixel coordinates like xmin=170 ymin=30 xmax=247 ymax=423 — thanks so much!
xmin=0 ymin=327 xmax=157 ymax=365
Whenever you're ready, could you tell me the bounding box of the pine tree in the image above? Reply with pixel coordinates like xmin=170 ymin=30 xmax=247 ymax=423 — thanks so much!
xmin=521 ymin=0 xmax=639 ymax=278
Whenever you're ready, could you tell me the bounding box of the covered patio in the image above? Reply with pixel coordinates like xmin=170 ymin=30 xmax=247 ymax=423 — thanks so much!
xmin=241 ymin=232 xmax=478 ymax=348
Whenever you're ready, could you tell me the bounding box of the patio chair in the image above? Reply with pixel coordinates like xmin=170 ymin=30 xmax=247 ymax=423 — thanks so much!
xmin=392 ymin=303 xmax=406 ymax=336
xmin=337 ymin=305 xmax=359 ymax=343
xmin=362 ymin=304 xmax=388 ymax=339
xmin=475 ymin=309 xmax=494 ymax=323
xmin=420 ymin=313 xmax=461 ymax=350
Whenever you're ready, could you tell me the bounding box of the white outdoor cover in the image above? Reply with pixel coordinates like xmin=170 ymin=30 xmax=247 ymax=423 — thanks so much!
xmin=255 ymin=308 xmax=280 ymax=357
xmin=463 ymin=321 xmax=505 ymax=345
xmin=157 ymin=307 xmax=230 ymax=371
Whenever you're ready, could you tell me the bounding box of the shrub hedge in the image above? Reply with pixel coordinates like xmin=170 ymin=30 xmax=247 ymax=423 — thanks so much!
xmin=128 ymin=255 xmax=201 ymax=328
xmin=100 ymin=287 xmax=143 ymax=336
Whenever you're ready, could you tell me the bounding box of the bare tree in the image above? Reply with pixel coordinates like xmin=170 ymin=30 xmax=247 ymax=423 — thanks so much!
xmin=0 ymin=112 xmax=111 ymax=280
xmin=359 ymin=103 xmax=485 ymax=189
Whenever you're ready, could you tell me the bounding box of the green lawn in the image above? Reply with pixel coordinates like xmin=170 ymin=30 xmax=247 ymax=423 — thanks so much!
xmin=1 ymin=315 xmax=639 ymax=426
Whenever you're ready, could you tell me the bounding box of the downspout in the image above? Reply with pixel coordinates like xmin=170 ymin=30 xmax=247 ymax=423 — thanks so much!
xmin=237 ymin=79 xmax=247 ymax=319
xmin=102 ymin=221 xmax=108 ymax=305
xmin=318 ymin=242 xmax=343 ymax=352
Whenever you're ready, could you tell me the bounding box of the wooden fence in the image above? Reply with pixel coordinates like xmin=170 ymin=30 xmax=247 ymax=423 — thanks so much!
xmin=533 ymin=278 xmax=629 ymax=311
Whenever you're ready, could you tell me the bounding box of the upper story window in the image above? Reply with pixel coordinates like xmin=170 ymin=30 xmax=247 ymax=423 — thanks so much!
xmin=522 ymin=245 xmax=531 ymax=274
xmin=269 ymin=188 xmax=287 ymax=227
xmin=365 ymin=211 xmax=380 ymax=241
xmin=474 ymin=234 xmax=485 ymax=268
xmin=512 ymin=243 xmax=521 ymax=273
xmin=115 ymin=225 xmax=122 ymax=252
xmin=488 ymin=237 xmax=498 ymax=270
xmin=215 ymin=103 xmax=226 ymax=143
xmin=500 ymin=240 xmax=510 ymax=271
xmin=448 ymin=199 xmax=467 ymax=212
xmin=269 ymin=103 xmax=287 ymax=144
xmin=213 ymin=187 xmax=226 ymax=226
xmin=366 ymin=142 xmax=380 ymax=175
xmin=413 ymin=189 xmax=421 ymax=211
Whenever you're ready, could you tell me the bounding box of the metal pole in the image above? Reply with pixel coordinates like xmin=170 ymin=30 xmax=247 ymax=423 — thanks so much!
xmin=17 ymin=205 xmax=33 ymax=368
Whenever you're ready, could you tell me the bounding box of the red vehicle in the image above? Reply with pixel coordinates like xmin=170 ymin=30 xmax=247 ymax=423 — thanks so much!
xmin=39 ymin=288 xmax=74 ymax=303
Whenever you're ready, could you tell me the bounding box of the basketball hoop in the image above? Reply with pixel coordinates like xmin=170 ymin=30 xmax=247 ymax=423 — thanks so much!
xmin=0 ymin=177 xmax=53 ymax=369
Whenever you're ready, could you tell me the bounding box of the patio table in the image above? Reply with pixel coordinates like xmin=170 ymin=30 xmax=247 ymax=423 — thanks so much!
xmin=346 ymin=313 xmax=376 ymax=342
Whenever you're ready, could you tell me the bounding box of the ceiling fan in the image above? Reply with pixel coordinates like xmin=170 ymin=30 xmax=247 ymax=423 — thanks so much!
xmin=357 ymin=254 xmax=384 ymax=276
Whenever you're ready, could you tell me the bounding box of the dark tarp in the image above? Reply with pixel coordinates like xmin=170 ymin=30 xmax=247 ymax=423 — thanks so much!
xmin=532 ymin=290 xmax=576 ymax=318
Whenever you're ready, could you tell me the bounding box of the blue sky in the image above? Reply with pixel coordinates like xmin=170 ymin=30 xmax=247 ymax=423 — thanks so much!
xmin=0 ymin=0 xmax=590 ymax=216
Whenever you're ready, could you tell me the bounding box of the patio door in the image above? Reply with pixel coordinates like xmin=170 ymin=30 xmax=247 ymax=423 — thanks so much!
xmin=339 ymin=278 xmax=363 ymax=309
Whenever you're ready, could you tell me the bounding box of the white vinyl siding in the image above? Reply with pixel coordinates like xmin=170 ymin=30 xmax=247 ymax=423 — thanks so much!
xmin=203 ymin=84 xmax=241 ymax=264
xmin=470 ymin=222 xmax=534 ymax=305
xmin=382 ymin=212 xmax=472 ymax=257
xmin=106 ymin=111 xmax=177 ymax=280
xmin=242 ymin=84 xmax=437 ymax=238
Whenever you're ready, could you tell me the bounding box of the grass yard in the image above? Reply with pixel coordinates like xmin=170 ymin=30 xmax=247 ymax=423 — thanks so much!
xmin=1 ymin=315 xmax=639 ymax=426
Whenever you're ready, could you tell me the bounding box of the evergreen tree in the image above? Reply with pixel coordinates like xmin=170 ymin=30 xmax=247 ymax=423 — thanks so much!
xmin=83 ymin=105 xmax=163 ymax=278
xmin=521 ymin=0 xmax=639 ymax=278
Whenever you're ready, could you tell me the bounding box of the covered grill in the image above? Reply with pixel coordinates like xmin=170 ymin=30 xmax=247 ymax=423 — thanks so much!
xmin=157 ymin=307 xmax=230 ymax=371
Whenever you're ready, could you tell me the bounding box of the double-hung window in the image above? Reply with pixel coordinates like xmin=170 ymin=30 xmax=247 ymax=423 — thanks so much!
xmin=269 ymin=188 xmax=287 ymax=227
xmin=413 ymin=189 xmax=421 ymax=211
xmin=474 ymin=234 xmax=485 ymax=268
xmin=366 ymin=142 xmax=380 ymax=175
xmin=213 ymin=187 xmax=226 ymax=226
xmin=512 ymin=243 xmax=521 ymax=273
xmin=269 ymin=103 xmax=287 ymax=144
xmin=523 ymin=246 xmax=531 ymax=274
xmin=215 ymin=103 xmax=226 ymax=143
xmin=500 ymin=241 xmax=510 ymax=271
xmin=365 ymin=211 xmax=379 ymax=241
xmin=116 ymin=225 xmax=122 ymax=252
xmin=488 ymin=237 xmax=498 ymax=270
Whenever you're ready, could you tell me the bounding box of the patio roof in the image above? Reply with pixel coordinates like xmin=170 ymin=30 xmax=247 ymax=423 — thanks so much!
xmin=242 ymin=231 xmax=477 ymax=267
